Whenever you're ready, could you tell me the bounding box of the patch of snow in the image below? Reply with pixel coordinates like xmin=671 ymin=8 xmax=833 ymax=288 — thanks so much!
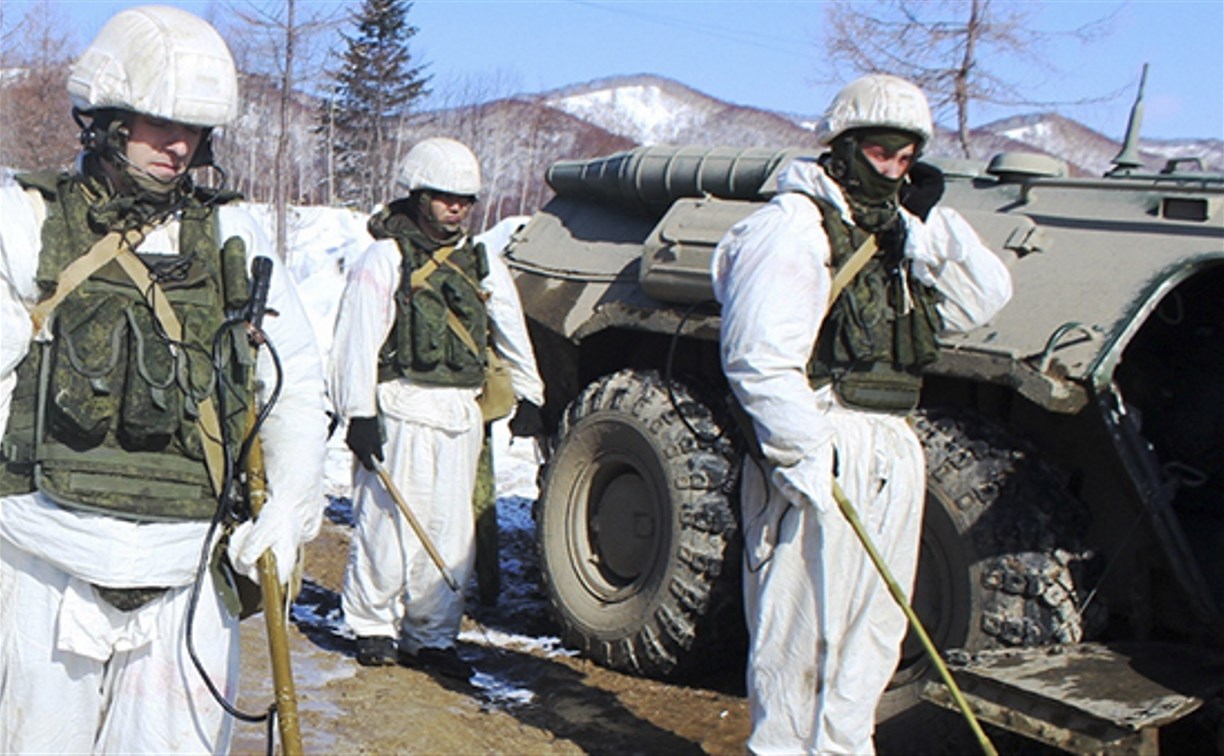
xmin=459 ymin=625 xmax=574 ymax=659
xmin=548 ymin=83 xmax=709 ymax=144
xmin=1001 ymin=121 xmax=1053 ymax=145
xmin=470 ymin=671 xmax=537 ymax=707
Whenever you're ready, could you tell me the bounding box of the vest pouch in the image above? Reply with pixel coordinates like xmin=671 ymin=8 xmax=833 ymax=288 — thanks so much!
xmin=0 ymin=350 xmax=42 ymax=495
xmin=478 ymin=351 xmax=516 ymax=423
xmin=169 ymin=317 xmax=250 ymax=463
xmin=844 ymin=273 xmax=894 ymax=362
xmin=833 ymin=367 xmax=922 ymax=414
xmin=908 ymin=289 xmax=943 ymax=368
xmin=119 ymin=305 xmax=183 ymax=450
xmin=219 ymin=235 xmax=251 ymax=312
xmin=821 ymin=305 xmax=881 ymax=369
xmin=48 ymin=295 xmax=128 ymax=449
xmin=215 ymin=323 xmax=257 ymax=455
xmin=440 ymin=276 xmax=484 ymax=372
xmin=409 ymin=286 xmax=448 ymax=371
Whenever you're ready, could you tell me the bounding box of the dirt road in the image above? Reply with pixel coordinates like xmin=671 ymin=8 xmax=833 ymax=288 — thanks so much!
xmin=230 ymin=500 xmax=751 ymax=754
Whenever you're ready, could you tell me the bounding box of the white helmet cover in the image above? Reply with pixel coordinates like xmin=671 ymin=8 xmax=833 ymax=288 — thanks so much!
xmin=818 ymin=74 xmax=933 ymax=146
xmin=68 ymin=5 xmax=239 ymax=128
xmin=396 ymin=137 xmax=482 ymax=196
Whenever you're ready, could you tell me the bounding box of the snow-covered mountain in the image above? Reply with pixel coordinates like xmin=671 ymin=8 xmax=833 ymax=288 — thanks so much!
xmin=522 ymin=74 xmax=1222 ymax=176
xmin=532 ymin=74 xmax=823 ymax=151
xmin=539 ymin=74 xmax=727 ymax=146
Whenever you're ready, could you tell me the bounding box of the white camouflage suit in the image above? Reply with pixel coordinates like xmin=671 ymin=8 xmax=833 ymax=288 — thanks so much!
xmin=712 ymin=157 xmax=1013 ymax=754
xmin=0 ymin=188 xmax=327 ymax=753
xmin=329 ymin=234 xmax=543 ymax=654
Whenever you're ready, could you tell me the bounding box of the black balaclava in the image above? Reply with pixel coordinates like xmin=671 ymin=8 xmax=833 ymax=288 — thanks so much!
xmin=820 ymin=127 xmax=921 ymax=233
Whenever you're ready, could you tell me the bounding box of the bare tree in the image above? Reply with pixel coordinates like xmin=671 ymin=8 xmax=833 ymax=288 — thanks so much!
xmin=823 ymin=0 xmax=1117 ymax=157
xmin=0 ymin=0 xmax=77 ymax=172
xmin=224 ymin=0 xmax=340 ymax=262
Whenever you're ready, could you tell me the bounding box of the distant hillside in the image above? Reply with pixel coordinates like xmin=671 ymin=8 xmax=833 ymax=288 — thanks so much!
xmin=535 ymin=74 xmax=823 ymax=150
xmin=522 ymin=74 xmax=1221 ymax=177
xmin=969 ymin=112 xmax=1224 ymax=176
xmin=5 ymin=70 xmax=1219 ymax=230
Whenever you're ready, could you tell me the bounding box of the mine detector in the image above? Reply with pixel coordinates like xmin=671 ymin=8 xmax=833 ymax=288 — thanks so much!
xmin=504 ymin=76 xmax=1224 ymax=753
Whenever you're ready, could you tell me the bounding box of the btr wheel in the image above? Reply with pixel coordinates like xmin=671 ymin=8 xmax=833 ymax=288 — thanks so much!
xmin=535 ymin=368 xmax=742 ymax=677
xmin=878 ymin=407 xmax=1102 ymax=743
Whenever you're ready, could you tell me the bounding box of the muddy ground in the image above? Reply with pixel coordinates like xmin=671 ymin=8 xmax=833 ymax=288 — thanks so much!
xmin=230 ymin=498 xmax=752 ymax=755
xmin=222 ymin=430 xmax=1215 ymax=755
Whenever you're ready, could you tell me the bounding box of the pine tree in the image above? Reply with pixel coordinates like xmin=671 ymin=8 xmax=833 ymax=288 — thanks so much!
xmin=322 ymin=0 xmax=430 ymax=208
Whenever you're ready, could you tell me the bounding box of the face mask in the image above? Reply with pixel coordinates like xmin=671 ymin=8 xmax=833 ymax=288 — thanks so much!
xmin=849 ymin=148 xmax=905 ymax=204
xmin=824 ymin=130 xmax=919 ymax=232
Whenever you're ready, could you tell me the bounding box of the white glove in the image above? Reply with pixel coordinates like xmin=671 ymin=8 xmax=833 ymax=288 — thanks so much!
xmin=770 ymin=444 xmax=835 ymax=516
xmin=226 ymin=497 xmax=302 ymax=586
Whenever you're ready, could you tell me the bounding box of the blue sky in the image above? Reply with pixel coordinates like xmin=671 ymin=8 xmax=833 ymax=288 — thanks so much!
xmin=7 ymin=0 xmax=1223 ymax=140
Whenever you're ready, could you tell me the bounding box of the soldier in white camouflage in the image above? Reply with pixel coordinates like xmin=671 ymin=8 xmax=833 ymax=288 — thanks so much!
xmin=713 ymin=74 xmax=1013 ymax=753
xmin=0 ymin=7 xmax=326 ymax=752
xmin=330 ymin=138 xmax=544 ymax=679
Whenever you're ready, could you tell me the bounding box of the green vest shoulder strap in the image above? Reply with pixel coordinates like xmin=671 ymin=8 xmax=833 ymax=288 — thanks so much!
xmin=14 ymin=170 xmax=63 ymax=196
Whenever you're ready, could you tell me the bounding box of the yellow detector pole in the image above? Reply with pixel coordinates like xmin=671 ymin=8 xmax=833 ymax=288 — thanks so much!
xmin=831 ymin=479 xmax=997 ymax=756
xmin=372 ymin=459 xmax=461 ymax=593
xmin=242 ymin=256 xmax=302 ymax=756
xmin=246 ymin=422 xmax=304 ymax=756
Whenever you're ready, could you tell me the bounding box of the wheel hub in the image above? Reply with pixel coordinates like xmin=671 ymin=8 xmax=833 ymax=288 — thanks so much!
xmin=590 ymin=466 xmax=657 ymax=582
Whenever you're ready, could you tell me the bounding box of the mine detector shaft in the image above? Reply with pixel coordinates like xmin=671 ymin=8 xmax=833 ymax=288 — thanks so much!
xmin=506 ymin=73 xmax=1224 ymax=754
xmin=240 ymin=257 xmax=302 ymax=755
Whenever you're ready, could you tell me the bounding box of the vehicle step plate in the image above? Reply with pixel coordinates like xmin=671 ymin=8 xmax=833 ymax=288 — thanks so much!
xmin=921 ymin=642 xmax=1224 ymax=753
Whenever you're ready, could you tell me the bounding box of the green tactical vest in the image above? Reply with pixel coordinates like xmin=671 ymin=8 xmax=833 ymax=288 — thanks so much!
xmin=806 ymin=196 xmax=943 ymax=413
xmin=0 ymin=171 xmax=254 ymax=522
xmin=369 ymin=208 xmax=490 ymax=389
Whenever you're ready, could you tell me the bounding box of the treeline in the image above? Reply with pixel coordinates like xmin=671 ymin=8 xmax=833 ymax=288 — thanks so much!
xmin=0 ymin=0 xmax=631 ymax=233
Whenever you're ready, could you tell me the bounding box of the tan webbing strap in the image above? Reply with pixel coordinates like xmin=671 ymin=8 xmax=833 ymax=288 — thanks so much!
xmin=29 ymin=228 xmax=148 ymax=332
xmin=112 ymin=249 xmax=228 ymax=496
xmin=445 ymin=310 xmax=481 ymax=357
xmin=408 ymin=241 xmax=485 ymax=294
xmin=406 ymin=241 xmax=486 ymax=358
xmin=407 ymin=244 xmax=456 ymax=290
xmin=828 ymin=235 xmax=878 ymax=306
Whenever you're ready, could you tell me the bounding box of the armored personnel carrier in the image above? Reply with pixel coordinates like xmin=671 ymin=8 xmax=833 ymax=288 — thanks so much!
xmin=505 ymin=78 xmax=1224 ymax=752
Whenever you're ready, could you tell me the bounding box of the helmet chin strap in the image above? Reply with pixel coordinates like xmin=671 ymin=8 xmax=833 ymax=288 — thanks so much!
xmin=106 ymin=150 xmax=188 ymax=197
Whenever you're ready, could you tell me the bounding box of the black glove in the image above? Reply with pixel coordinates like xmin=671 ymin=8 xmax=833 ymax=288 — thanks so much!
xmin=345 ymin=416 xmax=383 ymax=471
xmin=900 ymin=161 xmax=944 ymax=221
xmin=508 ymin=400 xmax=545 ymax=438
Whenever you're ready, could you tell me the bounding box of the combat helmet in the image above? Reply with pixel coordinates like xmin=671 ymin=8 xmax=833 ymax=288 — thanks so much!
xmin=68 ymin=4 xmax=239 ymax=171
xmin=69 ymin=4 xmax=239 ymax=128
xmin=397 ymin=137 xmax=483 ymax=197
xmin=819 ymin=74 xmax=933 ymax=147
